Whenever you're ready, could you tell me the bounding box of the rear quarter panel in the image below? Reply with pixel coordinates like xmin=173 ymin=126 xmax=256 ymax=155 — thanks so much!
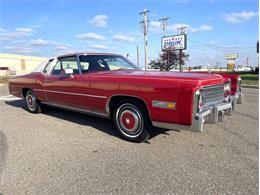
xmin=9 ymin=73 xmax=46 ymax=100
xmin=214 ymin=73 xmax=240 ymax=95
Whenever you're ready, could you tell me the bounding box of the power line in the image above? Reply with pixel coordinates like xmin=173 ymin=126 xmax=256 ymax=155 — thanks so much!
xmin=158 ymin=16 xmax=169 ymax=37
xmin=188 ymin=34 xmax=255 ymax=50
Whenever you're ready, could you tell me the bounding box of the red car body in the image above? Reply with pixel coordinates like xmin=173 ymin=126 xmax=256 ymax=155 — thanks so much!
xmin=8 ymin=53 xmax=233 ymax=142
xmin=217 ymin=73 xmax=240 ymax=95
xmin=191 ymin=71 xmax=243 ymax=105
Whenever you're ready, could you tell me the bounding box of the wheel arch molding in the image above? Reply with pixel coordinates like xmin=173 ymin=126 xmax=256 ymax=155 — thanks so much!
xmin=106 ymin=94 xmax=152 ymax=122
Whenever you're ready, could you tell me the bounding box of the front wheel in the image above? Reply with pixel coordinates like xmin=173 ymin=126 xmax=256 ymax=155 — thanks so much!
xmin=25 ymin=90 xmax=42 ymax=113
xmin=113 ymin=100 xmax=150 ymax=142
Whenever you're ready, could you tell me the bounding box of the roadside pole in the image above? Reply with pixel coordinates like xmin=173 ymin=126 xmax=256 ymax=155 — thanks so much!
xmin=139 ymin=9 xmax=150 ymax=70
xmin=159 ymin=16 xmax=170 ymax=70
xmin=177 ymin=26 xmax=187 ymax=72
xmin=179 ymin=50 xmax=182 ymax=72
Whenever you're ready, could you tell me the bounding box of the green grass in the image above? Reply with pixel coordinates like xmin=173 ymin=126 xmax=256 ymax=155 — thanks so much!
xmin=242 ymin=79 xmax=259 ymax=86
xmin=240 ymin=74 xmax=259 ymax=81
xmin=221 ymin=72 xmax=259 ymax=85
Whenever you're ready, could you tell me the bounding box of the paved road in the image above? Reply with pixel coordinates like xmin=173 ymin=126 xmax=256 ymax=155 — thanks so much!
xmin=0 ymin=86 xmax=258 ymax=194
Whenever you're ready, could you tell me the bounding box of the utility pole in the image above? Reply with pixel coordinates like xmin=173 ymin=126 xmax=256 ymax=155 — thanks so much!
xmin=159 ymin=16 xmax=170 ymax=70
xmin=139 ymin=9 xmax=150 ymax=70
xmin=159 ymin=16 xmax=169 ymax=37
xmin=177 ymin=26 xmax=187 ymax=72
xmin=136 ymin=45 xmax=140 ymax=67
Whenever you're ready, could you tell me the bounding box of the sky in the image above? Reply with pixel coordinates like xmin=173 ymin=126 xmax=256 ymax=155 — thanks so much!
xmin=0 ymin=0 xmax=259 ymax=68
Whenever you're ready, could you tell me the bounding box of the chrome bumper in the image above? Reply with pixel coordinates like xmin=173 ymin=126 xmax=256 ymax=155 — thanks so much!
xmin=237 ymin=91 xmax=243 ymax=104
xmin=152 ymin=101 xmax=232 ymax=132
xmin=224 ymin=90 xmax=243 ymax=111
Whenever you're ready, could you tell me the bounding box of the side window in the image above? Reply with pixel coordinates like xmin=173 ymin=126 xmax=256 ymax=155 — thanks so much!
xmin=51 ymin=56 xmax=79 ymax=75
xmin=52 ymin=61 xmax=62 ymax=75
xmin=42 ymin=59 xmax=53 ymax=74
xmin=80 ymin=62 xmax=90 ymax=73
xmin=79 ymin=55 xmax=109 ymax=73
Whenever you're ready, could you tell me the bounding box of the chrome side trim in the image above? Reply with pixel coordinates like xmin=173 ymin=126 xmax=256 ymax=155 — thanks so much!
xmin=41 ymin=101 xmax=110 ymax=118
xmin=34 ymin=89 xmax=107 ymax=99
xmin=105 ymin=94 xmax=152 ymax=120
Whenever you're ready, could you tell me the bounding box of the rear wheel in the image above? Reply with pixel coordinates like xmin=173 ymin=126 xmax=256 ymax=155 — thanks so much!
xmin=25 ymin=90 xmax=42 ymax=113
xmin=113 ymin=100 xmax=150 ymax=142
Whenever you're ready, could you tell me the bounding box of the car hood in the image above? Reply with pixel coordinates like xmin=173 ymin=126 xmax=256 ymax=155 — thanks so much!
xmin=90 ymin=70 xmax=224 ymax=86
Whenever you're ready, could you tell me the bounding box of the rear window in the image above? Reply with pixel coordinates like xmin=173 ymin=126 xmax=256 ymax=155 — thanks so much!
xmin=32 ymin=60 xmax=48 ymax=73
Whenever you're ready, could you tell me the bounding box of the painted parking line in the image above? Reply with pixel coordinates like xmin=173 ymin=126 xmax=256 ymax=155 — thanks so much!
xmin=0 ymin=95 xmax=22 ymax=101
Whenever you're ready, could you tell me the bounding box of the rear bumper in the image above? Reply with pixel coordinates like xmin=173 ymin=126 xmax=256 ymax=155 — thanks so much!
xmin=152 ymin=101 xmax=232 ymax=132
xmin=237 ymin=91 xmax=243 ymax=104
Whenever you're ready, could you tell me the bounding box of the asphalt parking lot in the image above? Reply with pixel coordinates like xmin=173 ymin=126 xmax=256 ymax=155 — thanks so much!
xmin=0 ymin=86 xmax=258 ymax=194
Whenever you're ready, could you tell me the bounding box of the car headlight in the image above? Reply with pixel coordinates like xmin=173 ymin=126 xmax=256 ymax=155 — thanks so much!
xmin=195 ymin=89 xmax=203 ymax=113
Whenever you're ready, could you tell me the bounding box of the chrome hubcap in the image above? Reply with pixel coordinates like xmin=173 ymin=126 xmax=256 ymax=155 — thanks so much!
xmin=26 ymin=92 xmax=36 ymax=111
xmin=116 ymin=104 xmax=143 ymax=138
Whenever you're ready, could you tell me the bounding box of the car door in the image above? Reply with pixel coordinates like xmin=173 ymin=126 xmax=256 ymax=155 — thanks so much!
xmin=44 ymin=56 xmax=88 ymax=109
xmin=78 ymin=55 xmax=109 ymax=114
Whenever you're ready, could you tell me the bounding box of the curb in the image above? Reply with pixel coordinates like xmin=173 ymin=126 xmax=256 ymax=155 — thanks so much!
xmin=242 ymin=85 xmax=259 ymax=89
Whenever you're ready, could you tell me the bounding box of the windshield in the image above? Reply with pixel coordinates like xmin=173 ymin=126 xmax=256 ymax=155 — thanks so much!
xmin=79 ymin=55 xmax=139 ymax=73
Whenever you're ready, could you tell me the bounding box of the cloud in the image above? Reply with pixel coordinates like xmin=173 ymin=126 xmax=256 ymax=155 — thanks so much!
xmin=0 ymin=28 xmax=6 ymax=32
xmin=4 ymin=45 xmax=36 ymax=55
xmin=3 ymin=36 xmax=73 ymax=56
xmin=112 ymin=34 xmax=135 ymax=43
xmin=53 ymin=45 xmax=75 ymax=55
xmin=31 ymin=39 xmax=58 ymax=46
xmin=150 ymin=21 xmax=161 ymax=33
xmin=0 ymin=27 xmax=34 ymax=41
xmin=189 ymin=25 xmax=213 ymax=32
xmin=31 ymin=39 xmax=72 ymax=53
xmin=88 ymin=14 xmax=108 ymax=27
xmin=223 ymin=11 xmax=258 ymax=23
xmin=88 ymin=44 xmax=108 ymax=50
xmin=15 ymin=28 xmax=34 ymax=33
xmin=76 ymin=32 xmax=106 ymax=41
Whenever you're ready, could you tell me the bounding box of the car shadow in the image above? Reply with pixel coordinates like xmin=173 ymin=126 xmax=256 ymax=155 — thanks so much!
xmin=5 ymin=100 xmax=176 ymax=143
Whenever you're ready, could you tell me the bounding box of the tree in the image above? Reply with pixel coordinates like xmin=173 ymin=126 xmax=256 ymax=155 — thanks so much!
xmin=149 ymin=49 xmax=189 ymax=71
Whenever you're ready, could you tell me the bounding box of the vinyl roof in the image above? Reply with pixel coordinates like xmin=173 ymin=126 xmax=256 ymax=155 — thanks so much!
xmin=57 ymin=52 xmax=120 ymax=58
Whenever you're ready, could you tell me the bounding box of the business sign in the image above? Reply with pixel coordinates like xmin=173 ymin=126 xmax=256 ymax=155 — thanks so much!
xmin=161 ymin=34 xmax=187 ymax=51
xmin=224 ymin=53 xmax=238 ymax=59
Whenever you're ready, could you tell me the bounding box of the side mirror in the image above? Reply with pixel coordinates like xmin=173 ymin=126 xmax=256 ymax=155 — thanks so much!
xmin=64 ymin=68 xmax=73 ymax=74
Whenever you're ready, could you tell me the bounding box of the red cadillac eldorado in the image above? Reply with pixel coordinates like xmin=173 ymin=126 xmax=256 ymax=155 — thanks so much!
xmin=9 ymin=53 xmax=233 ymax=142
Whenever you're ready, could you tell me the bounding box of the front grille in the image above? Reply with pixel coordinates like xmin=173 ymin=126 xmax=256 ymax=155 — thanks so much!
xmin=201 ymin=84 xmax=224 ymax=105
